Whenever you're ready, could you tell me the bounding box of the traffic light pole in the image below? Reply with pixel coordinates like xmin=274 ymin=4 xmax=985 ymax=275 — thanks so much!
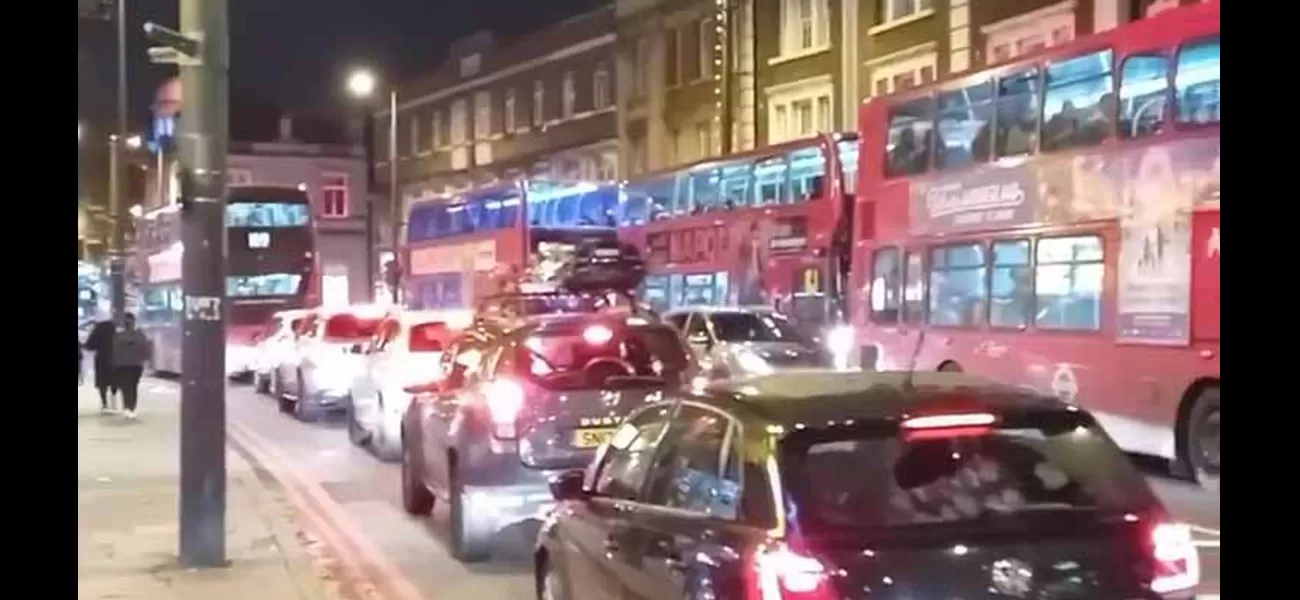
xmin=148 ymin=0 xmax=230 ymax=569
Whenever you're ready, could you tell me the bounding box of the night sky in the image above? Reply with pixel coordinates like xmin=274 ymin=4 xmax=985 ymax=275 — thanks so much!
xmin=79 ymin=0 xmax=603 ymax=134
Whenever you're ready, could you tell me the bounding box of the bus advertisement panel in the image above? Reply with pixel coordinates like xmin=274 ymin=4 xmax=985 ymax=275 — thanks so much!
xmin=616 ymin=134 xmax=859 ymax=332
xmin=850 ymin=1 xmax=1219 ymax=483
xmin=404 ymin=179 xmax=620 ymax=310
xmin=136 ymin=184 xmax=319 ymax=375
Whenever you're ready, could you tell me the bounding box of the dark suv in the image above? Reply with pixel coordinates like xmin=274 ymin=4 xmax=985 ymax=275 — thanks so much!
xmin=535 ymin=371 xmax=1200 ymax=600
xmin=399 ymin=312 xmax=694 ymax=562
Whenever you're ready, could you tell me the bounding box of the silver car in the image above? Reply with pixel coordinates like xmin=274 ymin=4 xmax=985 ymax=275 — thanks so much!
xmin=664 ymin=306 xmax=833 ymax=379
xmin=399 ymin=313 xmax=693 ymax=562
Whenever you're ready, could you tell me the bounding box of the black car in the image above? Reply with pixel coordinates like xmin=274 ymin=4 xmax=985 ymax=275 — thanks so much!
xmin=399 ymin=311 xmax=696 ymax=562
xmin=535 ymin=370 xmax=1200 ymax=600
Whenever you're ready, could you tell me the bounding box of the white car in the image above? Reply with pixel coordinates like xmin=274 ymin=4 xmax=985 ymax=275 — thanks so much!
xmin=346 ymin=309 xmax=470 ymax=460
xmin=250 ymin=309 xmax=312 ymax=395
xmin=272 ymin=306 xmax=388 ymax=420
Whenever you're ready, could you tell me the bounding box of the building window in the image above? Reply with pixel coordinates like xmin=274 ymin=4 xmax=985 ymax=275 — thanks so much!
xmin=227 ymin=169 xmax=253 ymax=185
xmin=696 ymin=121 xmax=713 ymax=158
xmin=632 ymin=37 xmax=650 ymax=97
xmin=431 ymin=110 xmax=444 ymax=148
xmin=682 ymin=23 xmax=702 ymax=82
xmin=562 ymin=71 xmax=576 ymax=118
xmin=321 ymin=173 xmax=348 ymax=218
xmin=665 ymin=29 xmax=680 ymax=86
xmin=474 ymin=91 xmax=492 ymax=139
xmin=781 ymin=0 xmax=829 ymax=56
xmin=504 ymin=88 xmax=517 ymax=132
xmin=599 ymin=150 xmax=618 ymax=180
xmin=699 ymin=19 xmax=716 ymax=79
xmin=869 ymin=48 xmax=938 ymax=96
xmin=766 ymin=76 xmax=833 ymax=143
xmin=982 ymin=1 xmax=1075 ymax=64
xmin=593 ymin=65 xmax=611 ymax=109
xmin=409 ymin=116 xmax=422 ymax=155
xmin=883 ymin=0 xmax=935 ymax=25
xmin=450 ymin=98 xmax=468 ymax=144
xmin=532 ymin=80 xmax=545 ymax=126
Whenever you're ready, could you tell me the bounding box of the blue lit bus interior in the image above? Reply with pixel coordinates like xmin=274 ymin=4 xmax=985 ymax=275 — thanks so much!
xmin=407 ymin=180 xmax=620 ymax=243
xmin=617 ymin=137 xmax=860 ymax=226
xmin=225 ymin=202 xmax=311 ymax=228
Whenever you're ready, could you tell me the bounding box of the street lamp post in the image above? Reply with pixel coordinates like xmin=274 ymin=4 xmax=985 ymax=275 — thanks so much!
xmin=346 ymin=69 xmax=401 ymax=305
xmin=109 ymin=0 xmax=129 ymax=325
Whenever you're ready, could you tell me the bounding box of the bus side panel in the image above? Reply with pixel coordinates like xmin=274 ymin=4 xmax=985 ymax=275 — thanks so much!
xmin=1191 ymin=211 xmax=1220 ymax=342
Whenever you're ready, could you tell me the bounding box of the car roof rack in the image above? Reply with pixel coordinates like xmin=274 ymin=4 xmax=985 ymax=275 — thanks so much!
xmin=470 ymin=239 xmax=659 ymax=330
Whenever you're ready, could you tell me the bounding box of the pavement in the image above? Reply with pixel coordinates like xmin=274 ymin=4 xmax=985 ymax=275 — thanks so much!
xmin=77 ymin=382 xmax=358 ymax=600
xmin=80 ymin=377 xmax=1221 ymax=599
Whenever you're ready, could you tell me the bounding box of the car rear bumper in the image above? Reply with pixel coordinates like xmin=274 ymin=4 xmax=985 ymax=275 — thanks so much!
xmin=462 ymin=479 xmax=559 ymax=532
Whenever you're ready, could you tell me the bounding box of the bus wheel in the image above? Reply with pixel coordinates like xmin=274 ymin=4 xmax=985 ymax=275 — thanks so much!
xmin=938 ymin=361 xmax=964 ymax=373
xmin=1185 ymin=385 xmax=1220 ymax=490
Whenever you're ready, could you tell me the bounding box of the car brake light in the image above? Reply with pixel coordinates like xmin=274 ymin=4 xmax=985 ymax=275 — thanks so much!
xmin=901 ymin=412 xmax=996 ymax=440
xmin=484 ymin=379 xmax=525 ymax=439
xmin=583 ymin=324 xmax=614 ymax=345
xmin=753 ymin=545 xmax=833 ymax=600
xmin=1150 ymin=522 xmax=1199 ymax=594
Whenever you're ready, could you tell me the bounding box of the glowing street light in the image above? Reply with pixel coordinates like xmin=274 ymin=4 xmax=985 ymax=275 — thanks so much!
xmin=346 ymin=69 xmax=377 ymax=99
xmin=126 ymin=134 xmax=143 ymax=150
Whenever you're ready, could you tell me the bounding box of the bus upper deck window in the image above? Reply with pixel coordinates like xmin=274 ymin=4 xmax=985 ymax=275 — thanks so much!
xmin=994 ymin=69 xmax=1040 ymax=158
xmin=936 ymin=81 xmax=994 ymax=170
xmin=1119 ymin=54 xmax=1169 ymax=139
xmin=885 ymin=97 xmax=934 ymax=178
xmin=1041 ymin=49 xmax=1115 ymax=152
xmin=1175 ymin=36 xmax=1219 ymax=126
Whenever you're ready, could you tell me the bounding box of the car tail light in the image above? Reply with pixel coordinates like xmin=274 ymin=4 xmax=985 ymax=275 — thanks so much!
xmin=1150 ymin=522 xmax=1199 ymax=594
xmin=752 ymin=544 xmax=834 ymax=600
xmin=901 ymin=412 xmax=996 ymax=440
xmin=484 ymin=379 xmax=525 ymax=440
xmin=583 ymin=324 xmax=614 ymax=345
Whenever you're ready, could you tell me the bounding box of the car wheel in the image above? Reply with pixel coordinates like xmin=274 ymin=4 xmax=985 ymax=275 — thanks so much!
xmin=293 ymin=371 xmax=315 ymax=422
xmin=371 ymin=394 xmax=403 ymax=462
xmin=1186 ymin=385 xmax=1220 ymax=490
xmin=347 ymin=399 xmax=369 ymax=447
xmin=400 ymin=439 xmax=434 ymax=516
xmin=448 ymin=464 xmax=492 ymax=563
xmin=537 ymin=555 xmax=570 ymax=600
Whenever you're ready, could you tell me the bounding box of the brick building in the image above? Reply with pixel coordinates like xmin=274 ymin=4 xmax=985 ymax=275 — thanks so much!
xmin=375 ymin=8 xmax=619 ymax=216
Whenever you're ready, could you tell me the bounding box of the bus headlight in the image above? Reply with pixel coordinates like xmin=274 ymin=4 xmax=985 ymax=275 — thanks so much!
xmin=826 ymin=325 xmax=855 ymax=370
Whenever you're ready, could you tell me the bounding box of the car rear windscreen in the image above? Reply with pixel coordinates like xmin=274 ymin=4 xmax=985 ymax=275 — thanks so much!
xmin=324 ymin=314 xmax=383 ymax=340
xmin=522 ymin=324 xmax=690 ymax=389
xmin=781 ymin=409 xmax=1159 ymax=532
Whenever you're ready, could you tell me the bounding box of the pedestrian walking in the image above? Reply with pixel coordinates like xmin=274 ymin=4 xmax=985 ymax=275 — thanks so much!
xmin=83 ymin=320 xmax=118 ymax=412
xmin=112 ymin=313 xmax=153 ymax=420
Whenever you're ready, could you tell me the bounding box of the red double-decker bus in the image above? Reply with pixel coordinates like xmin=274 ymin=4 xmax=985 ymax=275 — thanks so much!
xmin=850 ymin=2 xmax=1219 ymax=483
xmin=616 ymin=133 xmax=859 ymax=331
xmin=403 ymin=179 xmax=620 ymax=310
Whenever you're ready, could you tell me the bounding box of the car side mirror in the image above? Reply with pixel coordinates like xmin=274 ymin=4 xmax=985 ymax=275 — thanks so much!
xmin=549 ymin=469 xmax=589 ymax=502
xmin=349 ymin=343 xmax=364 ymax=354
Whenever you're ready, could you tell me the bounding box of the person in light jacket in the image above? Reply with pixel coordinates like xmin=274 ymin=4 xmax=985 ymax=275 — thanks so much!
xmin=112 ymin=313 xmax=153 ymax=420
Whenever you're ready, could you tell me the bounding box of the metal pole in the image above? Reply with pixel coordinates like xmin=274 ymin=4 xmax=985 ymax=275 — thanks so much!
xmin=178 ymin=0 xmax=229 ymax=569
xmin=719 ymin=0 xmax=734 ymax=156
xmin=362 ymin=114 xmax=376 ymax=301
xmin=388 ymin=90 xmax=400 ymax=305
xmin=109 ymin=0 xmax=128 ymax=324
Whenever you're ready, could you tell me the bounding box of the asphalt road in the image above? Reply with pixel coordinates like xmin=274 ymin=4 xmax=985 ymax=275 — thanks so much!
xmin=210 ymin=381 xmax=1221 ymax=599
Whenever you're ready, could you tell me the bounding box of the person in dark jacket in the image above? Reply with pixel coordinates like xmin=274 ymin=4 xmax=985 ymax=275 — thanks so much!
xmin=83 ymin=320 xmax=118 ymax=411
xmin=112 ymin=313 xmax=153 ymax=420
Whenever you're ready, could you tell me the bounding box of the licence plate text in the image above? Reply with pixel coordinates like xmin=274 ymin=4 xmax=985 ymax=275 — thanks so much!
xmin=572 ymin=428 xmax=616 ymax=449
